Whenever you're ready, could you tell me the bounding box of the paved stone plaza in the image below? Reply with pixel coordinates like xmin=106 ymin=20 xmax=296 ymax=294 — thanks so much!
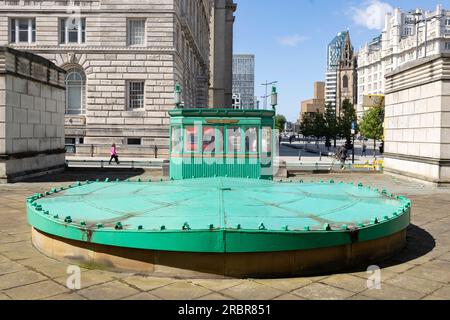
xmin=1 ymin=171 xmax=450 ymax=300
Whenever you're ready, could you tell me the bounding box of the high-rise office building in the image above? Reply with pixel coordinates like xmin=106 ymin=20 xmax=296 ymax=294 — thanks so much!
xmin=232 ymin=54 xmax=255 ymax=110
xmin=325 ymin=31 xmax=347 ymax=109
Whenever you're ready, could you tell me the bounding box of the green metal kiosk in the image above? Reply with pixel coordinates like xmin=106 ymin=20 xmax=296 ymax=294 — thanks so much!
xmin=169 ymin=109 xmax=276 ymax=180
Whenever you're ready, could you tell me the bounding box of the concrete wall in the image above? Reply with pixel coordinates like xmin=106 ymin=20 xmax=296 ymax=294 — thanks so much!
xmin=384 ymin=53 xmax=450 ymax=185
xmin=0 ymin=46 xmax=66 ymax=182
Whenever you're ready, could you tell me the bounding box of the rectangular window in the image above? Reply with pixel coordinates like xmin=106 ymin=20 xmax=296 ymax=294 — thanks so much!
xmin=59 ymin=17 xmax=86 ymax=44
xmin=445 ymin=42 xmax=450 ymax=50
xmin=245 ymin=127 xmax=258 ymax=153
xmin=127 ymin=19 xmax=145 ymax=46
xmin=9 ymin=18 xmax=36 ymax=44
xmin=446 ymin=19 xmax=450 ymax=26
xmin=171 ymin=127 xmax=183 ymax=154
xmin=227 ymin=127 xmax=242 ymax=153
xmin=184 ymin=126 xmax=198 ymax=153
xmin=127 ymin=138 xmax=142 ymax=146
xmin=127 ymin=81 xmax=145 ymax=109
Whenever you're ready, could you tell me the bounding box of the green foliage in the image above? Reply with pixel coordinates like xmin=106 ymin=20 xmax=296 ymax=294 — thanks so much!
xmin=359 ymin=104 xmax=385 ymax=152
xmin=339 ymin=99 xmax=357 ymax=146
xmin=324 ymin=103 xmax=338 ymax=148
xmin=275 ymin=115 xmax=287 ymax=132
xmin=300 ymin=110 xmax=326 ymax=140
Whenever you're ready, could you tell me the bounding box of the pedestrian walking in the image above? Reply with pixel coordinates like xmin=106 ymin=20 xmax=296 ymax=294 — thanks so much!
xmin=109 ymin=143 xmax=120 ymax=165
xmin=361 ymin=141 xmax=367 ymax=158
xmin=337 ymin=145 xmax=348 ymax=170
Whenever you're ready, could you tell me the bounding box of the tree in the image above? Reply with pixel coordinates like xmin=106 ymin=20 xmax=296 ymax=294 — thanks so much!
xmin=299 ymin=113 xmax=314 ymax=138
xmin=275 ymin=115 xmax=287 ymax=132
xmin=324 ymin=103 xmax=338 ymax=149
xmin=311 ymin=110 xmax=326 ymax=142
xmin=339 ymin=99 xmax=357 ymax=148
xmin=359 ymin=104 xmax=384 ymax=154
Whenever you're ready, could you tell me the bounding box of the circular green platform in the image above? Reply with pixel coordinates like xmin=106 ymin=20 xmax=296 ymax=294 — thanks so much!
xmin=27 ymin=178 xmax=411 ymax=254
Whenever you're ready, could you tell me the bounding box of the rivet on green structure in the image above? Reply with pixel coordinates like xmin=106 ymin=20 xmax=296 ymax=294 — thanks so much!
xmin=323 ymin=223 xmax=331 ymax=231
xmin=358 ymin=223 xmax=365 ymax=228
xmin=304 ymin=226 xmax=310 ymax=231
xmin=259 ymin=223 xmax=266 ymax=231
xmin=209 ymin=224 xmax=214 ymax=230
xmin=160 ymin=178 xmax=164 ymax=182
xmin=95 ymin=179 xmax=100 ymax=183
xmin=358 ymin=183 xmax=363 ymax=188
xmin=282 ymin=225 xmax=289 ymax=231
xmin=80 ymin=221 xmax=86 ymax=226
xmin=105 ymin=178 xmax=110 ymax=182
xmin=299 ymin=180 xmax=304 ymax=183
xmin=236 ymin=224 xmax=242 ymax=230
xmin=138 ymin=225 xmax=143 ymax=230
xmin=36 ymin=205 xmax=42 ymax=211
xmin=51 ymin=188 xmax=57 ymax=193
xmin=160 ymin=225 xmax=166 ymax=231
xmin=384 ymin=216 xmax=390 ymax=221
xmin=77 ymin=181 xmax=81 ymax=186
xmin=329 ymin=179 xmax=335 ymax=184
xmin=371 ymin=217 xmax=379 ymax=224
xmin=182 ymin=222 xmax=191 ymax=231
xmin=53 ymin=214 xmax=59 ymax=219
xmin=115 ymin=222 xmax=123 ymax=230
xmin=137 ymin=178 xmax=142 ymax=182
xmin=148 ymin=178 xmax=152 ymax=182
xmin=64 ymin=216 xmax=72 ymax=223
xmin=96 ymin=223 xmax=103 ymax=229
xmin=44 ymin=211 xmax=49 ymax=216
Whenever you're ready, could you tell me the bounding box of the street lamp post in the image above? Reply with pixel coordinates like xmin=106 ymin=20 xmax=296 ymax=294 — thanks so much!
xmin=174 ymin=82 xmax=182 ymax=109
xmin=271 ymin=86 xmax=278 ymax=111
xmin=261 ymin=80 xmax=278 ymax=110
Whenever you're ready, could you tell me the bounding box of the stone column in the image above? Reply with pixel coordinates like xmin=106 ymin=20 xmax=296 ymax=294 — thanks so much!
xmin=384 ymin=53 xmax=450 ymax=185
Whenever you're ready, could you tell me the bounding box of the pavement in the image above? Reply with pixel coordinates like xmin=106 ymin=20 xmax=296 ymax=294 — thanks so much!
xmin=1 ymin=171 xmax=450 ymax=300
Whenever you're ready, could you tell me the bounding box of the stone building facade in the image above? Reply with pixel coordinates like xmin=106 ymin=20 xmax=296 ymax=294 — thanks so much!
xmin=384 ymin=53 xmax=450 ymax=185
xmin=299 ymin=81 xmax=325 ymax=121
xmin=209 ymin=0 xmax=236 ymax=109
xmin=0 ymin=46 xmax=66 ymax=182
xmin=0 ymin=0 xmax=235 ymax=158
xmin=357 ymin=4 xmax=450 ymax=117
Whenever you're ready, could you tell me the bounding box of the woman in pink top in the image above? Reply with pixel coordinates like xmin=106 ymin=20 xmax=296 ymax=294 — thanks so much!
xmin=109 ymin=143 xmax=120 ymax=165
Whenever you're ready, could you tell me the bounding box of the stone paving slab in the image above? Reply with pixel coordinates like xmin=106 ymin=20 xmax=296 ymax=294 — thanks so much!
xmin=77 ymin=280 xmax=140 ymax=300
xmin=3 ymin=280 xmax=69 ymax=300
xmin=291 ymin=283 xmax=355 ymax=300
xmin=0 ymin=171 xmax=450 ymax=300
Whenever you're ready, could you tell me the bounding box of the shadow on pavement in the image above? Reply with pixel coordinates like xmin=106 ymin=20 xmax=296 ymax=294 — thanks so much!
xmin=20 ymin=168 xmax=150 ymax=184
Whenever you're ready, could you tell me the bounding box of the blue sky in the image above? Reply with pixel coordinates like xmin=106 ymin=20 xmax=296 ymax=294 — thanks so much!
xmin=233 ymin=0 xmax=441 ymax=122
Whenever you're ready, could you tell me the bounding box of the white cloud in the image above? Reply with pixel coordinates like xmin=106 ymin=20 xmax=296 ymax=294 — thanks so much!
xmin=350 ymin=0 xmax=394 ymax=30
xmin=277 ymin=34 xmax=309 ymax=47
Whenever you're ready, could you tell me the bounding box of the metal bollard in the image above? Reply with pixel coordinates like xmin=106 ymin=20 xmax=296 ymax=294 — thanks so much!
xmin=101 ymin=160 xmax=104 ymax=168
xmin=298 ymin=151 xmax=302 ymax=161
xmin=154 ymin=145 xmax=158 ymax=159
xmin=319 ymin=152 xmax=322 ymax=162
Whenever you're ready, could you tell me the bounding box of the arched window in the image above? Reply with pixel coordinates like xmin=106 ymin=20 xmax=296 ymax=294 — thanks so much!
xmin=65 ymin=68 xmax=86 ymax=115
xmin=343 ymin=75 xmax=349 ymax=89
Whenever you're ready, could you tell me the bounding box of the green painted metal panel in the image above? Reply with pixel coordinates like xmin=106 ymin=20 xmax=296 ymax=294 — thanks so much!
xmin=27 ymin=179 xmax=411 ymax=253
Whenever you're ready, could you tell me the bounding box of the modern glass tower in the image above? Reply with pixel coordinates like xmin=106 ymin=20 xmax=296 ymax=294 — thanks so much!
xmin=232 ymin=54 xmax=255 ymax=110
xmin=325 ymin=31 xmax=348 ymax=108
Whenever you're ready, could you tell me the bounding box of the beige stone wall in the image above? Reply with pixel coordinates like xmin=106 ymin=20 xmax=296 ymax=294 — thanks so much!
xmin=0 ymin=46 xmax=66 ymax=182
xmin=384 ymin=53 xmax=450 ymax=184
